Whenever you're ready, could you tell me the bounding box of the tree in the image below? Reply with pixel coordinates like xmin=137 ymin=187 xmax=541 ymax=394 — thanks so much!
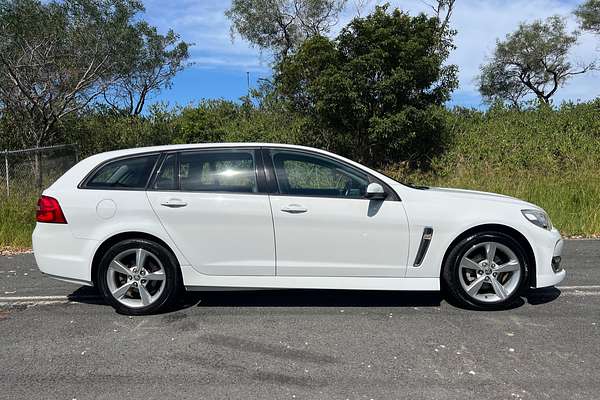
xmin=478 ymin=16 xmax=594 ymax=106
xmin=225 ymin=0 xmax=347 ymax=60
xmin=0 ymin=0 xmax=136 ymax=149
xmin=0 ymin=0 xmax=191 ymax=151
xmin=0 ymin=0 xmax=190 ymax=189
xmin=575 ymin=0 xmax=600 ymax=34
xmin=103 ymin=23 xmax=190 ymax=116
xmin=479 ymin=61 xmax=528 ymax=108
xmin=425 ymin=0 xmax=456 ymax=55
xmin=275 ymin=5 xmax=458 ymax=166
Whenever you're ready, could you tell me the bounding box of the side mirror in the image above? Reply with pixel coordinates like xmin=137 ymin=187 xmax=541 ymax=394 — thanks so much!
xmin=365 ymin=182 xmax=387 ymax=200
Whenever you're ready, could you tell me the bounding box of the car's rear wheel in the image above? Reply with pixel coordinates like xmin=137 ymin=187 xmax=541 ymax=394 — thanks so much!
xmin=442 ymin=231 xmax=529 ymax=310
xmin=97 ymin=239 xmax=181 ymax=315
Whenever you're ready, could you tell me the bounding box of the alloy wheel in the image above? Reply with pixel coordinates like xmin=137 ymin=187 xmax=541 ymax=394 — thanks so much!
xmin=458 ymin=241 xmax=522 ymax=303
xmin=106 ymin=248 xmax=166 ymax=308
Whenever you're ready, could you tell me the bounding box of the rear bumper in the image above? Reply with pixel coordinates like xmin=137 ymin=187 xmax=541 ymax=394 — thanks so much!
xmin=32 ymin=223 xmax=98 ymax=284
xmin=533 ymin=228 xmax=566 ymax=288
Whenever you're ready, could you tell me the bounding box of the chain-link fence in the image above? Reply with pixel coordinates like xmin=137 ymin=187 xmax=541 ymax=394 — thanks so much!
xmin=0 ymin=144 xmax=79 ymax=197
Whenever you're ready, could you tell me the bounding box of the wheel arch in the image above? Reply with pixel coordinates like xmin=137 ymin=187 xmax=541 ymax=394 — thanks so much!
xmin=441 ymin=223 xmax=537 ymax=288
xmin=91 ymin=231 xmax=180 ymax=286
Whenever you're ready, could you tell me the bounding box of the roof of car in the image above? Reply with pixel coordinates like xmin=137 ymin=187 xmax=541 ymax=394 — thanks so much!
xmin=93 ymin=143 xmax=323 ymax=159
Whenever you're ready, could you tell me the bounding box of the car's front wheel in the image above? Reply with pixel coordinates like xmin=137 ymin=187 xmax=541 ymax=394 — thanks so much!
xmin=97 ymin=239 xmax=181 ymax=315
xmin=442 ymin=231 xmax=529 ymax=310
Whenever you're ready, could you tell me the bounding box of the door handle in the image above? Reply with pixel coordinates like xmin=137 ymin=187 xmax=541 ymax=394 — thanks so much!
xmin=160 ymin=199 xmax=188 ymax=208
xmin=281 ymin=204 xmax=308 ymax=214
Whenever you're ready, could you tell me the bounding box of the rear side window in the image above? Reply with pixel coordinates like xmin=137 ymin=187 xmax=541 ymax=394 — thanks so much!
xmin=178 ymin=151 xmax=257 ymax=193
xmin=84 ymin=154 xmax=159 ymax=189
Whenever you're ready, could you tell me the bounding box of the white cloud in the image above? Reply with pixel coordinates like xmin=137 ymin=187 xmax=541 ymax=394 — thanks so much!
xmin=142 ymin=0 xmax=271 ymax=72
xmin=143 ymin=0 xmax=600 ymax=106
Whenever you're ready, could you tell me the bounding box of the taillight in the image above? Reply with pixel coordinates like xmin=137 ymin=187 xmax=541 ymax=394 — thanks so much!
xmin=36 ymin=195 xmax=67 ymax=224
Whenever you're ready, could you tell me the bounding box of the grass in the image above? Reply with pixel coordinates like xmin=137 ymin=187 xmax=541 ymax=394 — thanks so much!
xmin=0 ymin=193 xmax=38 ymax=249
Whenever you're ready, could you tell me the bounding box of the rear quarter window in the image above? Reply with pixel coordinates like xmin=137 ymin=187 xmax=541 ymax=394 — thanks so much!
xmin=82 ymin=154 xmax=159 ymax=189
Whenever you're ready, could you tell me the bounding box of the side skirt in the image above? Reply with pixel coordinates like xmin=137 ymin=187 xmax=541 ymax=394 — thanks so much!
xmin=181 ymin=266 xmax=440 ymax=292
xmin=43 ymin=272 xmax=94 ymax=287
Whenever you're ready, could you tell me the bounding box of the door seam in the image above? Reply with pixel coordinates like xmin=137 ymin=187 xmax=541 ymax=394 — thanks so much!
xmin=266 ymin=194 xmax=278 ymax=276
xmin=144 ymin=191 xmax=192 ymax=267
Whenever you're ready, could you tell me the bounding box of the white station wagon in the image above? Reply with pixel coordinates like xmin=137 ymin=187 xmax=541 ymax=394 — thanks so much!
xmin=33 ymin=143 xmax=565 ymax=314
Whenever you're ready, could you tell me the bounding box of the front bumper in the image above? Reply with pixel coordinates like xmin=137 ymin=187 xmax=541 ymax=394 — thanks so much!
xmin=533 ymin=228 xmax=566 ymax=288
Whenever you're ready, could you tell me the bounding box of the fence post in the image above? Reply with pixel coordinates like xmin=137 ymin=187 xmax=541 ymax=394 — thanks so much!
xmin=4 ymin=149 xmax=9 ymax=197
xmin=34 ymin=148 xmax=42 ymax=192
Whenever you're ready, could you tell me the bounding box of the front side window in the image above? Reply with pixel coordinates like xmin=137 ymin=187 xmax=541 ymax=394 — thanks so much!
xmin=179 ymin=151 xmax=258 ymax=193
xmin=271 ymin=151 xmax=369 ymax=198
xmin=85 ymin=154 xmax=158 ymax=189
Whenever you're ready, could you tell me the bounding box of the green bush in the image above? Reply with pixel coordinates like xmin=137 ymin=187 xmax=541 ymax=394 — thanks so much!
xmin=433 ymin=101 xmax=600 ymax=175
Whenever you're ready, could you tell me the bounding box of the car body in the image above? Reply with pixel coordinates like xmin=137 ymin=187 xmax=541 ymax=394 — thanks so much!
xmin=33 ymin=143 xmax=565 ymax=314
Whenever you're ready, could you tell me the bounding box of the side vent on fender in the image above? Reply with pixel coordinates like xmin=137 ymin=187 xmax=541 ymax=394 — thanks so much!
xmin=413 ymin=227 xmax=433 ymax=267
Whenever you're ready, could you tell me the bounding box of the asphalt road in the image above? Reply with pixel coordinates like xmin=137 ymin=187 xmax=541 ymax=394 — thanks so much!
xmin=0 ymin=240 xmax=598 ymax=400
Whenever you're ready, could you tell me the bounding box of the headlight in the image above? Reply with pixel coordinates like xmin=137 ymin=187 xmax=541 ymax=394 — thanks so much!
xmin=521 ymin=209 xmax=552 ymax=230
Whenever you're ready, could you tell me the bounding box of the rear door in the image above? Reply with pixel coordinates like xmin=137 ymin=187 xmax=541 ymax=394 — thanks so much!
xmin=146 ymin=148 xmax=276 ymax=276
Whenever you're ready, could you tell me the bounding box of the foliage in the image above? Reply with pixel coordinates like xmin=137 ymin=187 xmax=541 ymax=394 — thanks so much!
xmin=225 ymin=0 xmax=347 ymax=60
xmin=103 ymin=23 xmax=190 ymax=116
xmin=62 ymin=97 xmax=600 ymax=178
xmin=176 ymin=100 xmax=240 ymax=144
xmin=0 ymin=0 xmax=140 ymax=148
xmin=386 ymin=100 xmax=600 ymax=237
xmin=424 ymin=0 xmax=456 ymax=59
xmin=0 ymin=193 xmax=37 ymax=248
xmin=575 ymin=0 xmax=600 ymax=34
xmin=0 ymin=0 xmax=189 ymax=150
xmin=274 ymin=5 xmax=458 ymax=167
xmin=61 ymin=104 xmax=181 ymax=156
xmin=56 ymin=99 xmax=305 ymax=159
xmin=429 ymin=100 xmax=600 ymax=176
xmin=478 ymin=16 xmax=593 ymax=106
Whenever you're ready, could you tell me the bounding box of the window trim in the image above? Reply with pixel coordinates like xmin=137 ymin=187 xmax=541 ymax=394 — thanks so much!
xmin=148 ymin=147 xmax=266 ymax=195
xmin=151 ymin=151 xmax=178 ymax=191
xmin=78 ymin=152 xmax=161 ymax=191
xmin=262 ymin=148 xmax=400 ymax=201
xmin=78 ymin=145 xmax=399 ymax=200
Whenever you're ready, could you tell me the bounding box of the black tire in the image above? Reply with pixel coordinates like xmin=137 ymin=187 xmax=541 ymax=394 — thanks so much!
xmin=97 ymin=239 xmax=182 ymax=315
xmin=442 ymin=231 xmax=529 ymax=310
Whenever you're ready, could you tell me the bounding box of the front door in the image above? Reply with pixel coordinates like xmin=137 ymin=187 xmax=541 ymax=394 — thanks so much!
xmin=147 ymin=149 xmax=275 ymax=276
xmin=266 ymin=149 xmax=410 ymax=277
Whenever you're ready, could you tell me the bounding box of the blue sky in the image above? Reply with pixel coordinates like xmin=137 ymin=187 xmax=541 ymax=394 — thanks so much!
xmin=143 ymin=0 xmax=599 ymax=109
